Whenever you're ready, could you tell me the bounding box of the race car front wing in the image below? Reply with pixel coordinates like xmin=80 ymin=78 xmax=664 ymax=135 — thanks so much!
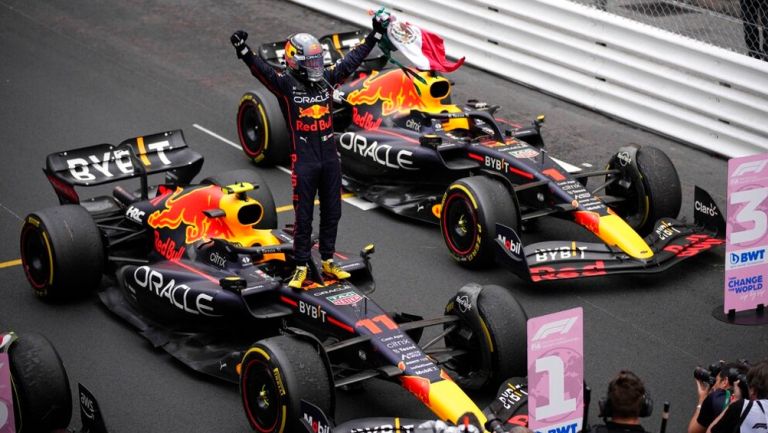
xmin=495 ymin=187 xmax=726 ymax=282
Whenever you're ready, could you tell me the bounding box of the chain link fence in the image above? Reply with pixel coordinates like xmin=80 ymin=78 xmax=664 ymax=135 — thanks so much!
xmin=570 ymin=0 xmax=767 ymax=59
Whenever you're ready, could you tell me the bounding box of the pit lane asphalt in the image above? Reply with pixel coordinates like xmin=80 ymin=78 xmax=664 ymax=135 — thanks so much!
xmin=0 ymin=1 xmax=764 ymax=432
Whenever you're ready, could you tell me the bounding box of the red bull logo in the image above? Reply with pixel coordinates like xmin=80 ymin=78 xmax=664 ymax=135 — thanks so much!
xmin=154 ymin=232 xmax=185 ymax=260
xmin=298 ymin=104 xmax=330 ymax=120
xmin=147 ymin=186 xmax=235 ymax=245
xmin=352 ymin=107 xmax=382 ymax=130
xmin=346 ymin=69 xmax=426 ymax=116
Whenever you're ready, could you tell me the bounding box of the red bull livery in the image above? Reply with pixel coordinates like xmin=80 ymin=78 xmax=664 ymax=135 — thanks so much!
xmin=20 ymin=130 xmax=530 ymax=432
xmin=238 ymin=30 xmax=725 ymax=281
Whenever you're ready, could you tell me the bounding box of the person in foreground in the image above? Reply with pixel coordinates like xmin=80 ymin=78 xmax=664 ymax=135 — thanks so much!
xmin=708 ymin=359 xmax=768 ymax=433
xmin=589 ymin=370 xmax=653 ymax=433
xmin=689 ymin=361 xmax=750 ymax=433
xmin=230 ymin=14 xmax=388 ymax=288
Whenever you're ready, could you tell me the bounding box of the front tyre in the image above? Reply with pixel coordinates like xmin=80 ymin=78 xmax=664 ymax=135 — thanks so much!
xmin=237 ymin=91 xmax=290 ymax=166
xmin=440 ymin=177 xmax=518 ymax=268
xmin=20 ymin=205 xmax=104 ymax=300
xmin=240 ymin=335 xmax=333 ymax=433
xmin=605 ymin=146 xmax=681 ymax=236
xmin=443 ymin=285 xmax=527 ymax=390
xmin=8 ymin=333 xmax=72 ymax=432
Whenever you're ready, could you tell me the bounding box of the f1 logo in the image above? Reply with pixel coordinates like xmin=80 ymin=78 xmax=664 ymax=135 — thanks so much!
xmin=531 ymin=316 xmax=578 ymax=341
xmin=733 ymin=160 xmax=768 ymax=177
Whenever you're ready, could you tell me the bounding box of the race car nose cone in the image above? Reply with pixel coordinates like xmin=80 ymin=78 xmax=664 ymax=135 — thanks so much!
xmin=596 ymin=214 xmax=654 ymax=260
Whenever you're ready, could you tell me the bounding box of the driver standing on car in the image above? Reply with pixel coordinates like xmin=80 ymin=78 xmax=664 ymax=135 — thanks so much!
xmin=231 ymin=16 xmax=388 ymax=289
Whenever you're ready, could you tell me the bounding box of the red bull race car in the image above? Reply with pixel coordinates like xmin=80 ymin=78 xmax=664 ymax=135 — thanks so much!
xmin=19 ymin=130 xmax=530 ymax=432
xmin=237 ymin=30 xmax=725 ymax=281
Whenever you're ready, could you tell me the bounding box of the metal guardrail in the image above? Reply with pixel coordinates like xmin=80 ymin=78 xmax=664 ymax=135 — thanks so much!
xmin=288 ymin=0 xmax=768 ymax=157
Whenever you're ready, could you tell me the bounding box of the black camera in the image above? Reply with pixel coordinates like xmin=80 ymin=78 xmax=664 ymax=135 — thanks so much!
xmin=694 ymin=360 xmax=750 ymax=395
xmin=693 ymin=362 xmax=724 ymax=386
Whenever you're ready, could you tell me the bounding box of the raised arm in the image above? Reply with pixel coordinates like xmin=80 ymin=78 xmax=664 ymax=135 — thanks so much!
xmin=231 ymin=30 xmax=291 ymax=96
xmin=326 ymin=14 xmax=389 ymax=85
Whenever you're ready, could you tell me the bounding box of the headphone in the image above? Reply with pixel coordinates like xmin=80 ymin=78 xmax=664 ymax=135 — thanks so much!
xmin=598 ymin=372 xmax=654 ymax=418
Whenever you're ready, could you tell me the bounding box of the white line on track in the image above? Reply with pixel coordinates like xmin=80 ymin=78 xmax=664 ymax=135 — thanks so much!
xmin=193 ymin=123 xmax=240 ymax=150
xmin=275 ymin=165 xmax=292 ymax=175
xmin=193 ymin=123 xmax=377 ymax=211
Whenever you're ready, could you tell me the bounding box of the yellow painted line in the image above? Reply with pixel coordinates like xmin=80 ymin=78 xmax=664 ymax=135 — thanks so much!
xmin=0 ymin=259 xmax=22 ymax=269
xmin=276 ymin=193 xmax=357 ymax=213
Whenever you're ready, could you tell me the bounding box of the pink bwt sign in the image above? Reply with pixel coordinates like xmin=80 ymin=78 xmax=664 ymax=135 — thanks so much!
xmin=725 ymin=155 xmax=768 ymax=313
xmin=527 ymin=307 xmax=584 ymax=433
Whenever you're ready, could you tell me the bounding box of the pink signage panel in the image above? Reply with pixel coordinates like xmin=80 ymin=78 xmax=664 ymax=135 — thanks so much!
xmin=0 ymin=351 xmax=15 ymax=433
xmin=527 ymin=307 xmax=584 ymax=433
xmin=725 ymin=154 xmax=768 ymax=313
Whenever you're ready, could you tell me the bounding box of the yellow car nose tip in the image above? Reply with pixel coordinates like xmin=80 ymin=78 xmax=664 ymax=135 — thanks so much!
xmin=586 ymin=214 xmax=654 ymax=260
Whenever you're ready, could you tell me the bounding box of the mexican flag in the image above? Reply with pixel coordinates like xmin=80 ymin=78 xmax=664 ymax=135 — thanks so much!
xmin=386 ymin=20 xmax=465 ymax=73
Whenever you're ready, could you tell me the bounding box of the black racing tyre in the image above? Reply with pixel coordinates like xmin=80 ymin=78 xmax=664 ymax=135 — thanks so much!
xmin=240 ymin=335 xmax=333 ymax=433
xmin=605 ymin=146 xmax=681 ymax=236
xmin=443 ymin=285 xmax=527 ymax=390
xmin=201 ymin=169 xmax=278 ymax=230
xmin=440 ymin=176 xmax=518 ymax=268
xmin=20 ymin=205 xmax=104 ymax=300
xmin=237 ymin=91 xmax=290 ymax=166
xmin=8 ymin=333 xmax=72 ymax=432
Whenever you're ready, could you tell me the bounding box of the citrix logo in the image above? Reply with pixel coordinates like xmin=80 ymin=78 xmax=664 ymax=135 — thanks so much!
xmin=209 ymin=251 xmax=226 ymax=267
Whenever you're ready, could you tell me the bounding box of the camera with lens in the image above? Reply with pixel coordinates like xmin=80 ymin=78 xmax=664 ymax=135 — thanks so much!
xmin=693 ymin=361 xmax=725 ymax=386
xmin=693 ymin=360 xmax=750 ymax=394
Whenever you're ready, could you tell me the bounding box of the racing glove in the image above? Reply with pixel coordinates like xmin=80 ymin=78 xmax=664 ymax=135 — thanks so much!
xmin=231 ymin=30 xmax=250 ymax=58
xmin=372 ymin=11 xmax=390 ymax=38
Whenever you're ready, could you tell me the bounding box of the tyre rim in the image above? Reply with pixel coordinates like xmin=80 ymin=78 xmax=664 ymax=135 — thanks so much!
xmin=442 ymin=193 xmax=478 ymax=256
xmin=238 ymin=102 xmax=267 ymax=159
xmin=20 ymin=225 xmax=51 ymax=289
xmin=242 ymin=358 xmax=281 ymax=432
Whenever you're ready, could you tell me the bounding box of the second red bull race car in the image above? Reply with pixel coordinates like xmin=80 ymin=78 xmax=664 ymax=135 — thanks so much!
xmin=19 ymin=130 xmax=530 ymax=432
xmin=237 ymin=30 xmax=725 ymax=282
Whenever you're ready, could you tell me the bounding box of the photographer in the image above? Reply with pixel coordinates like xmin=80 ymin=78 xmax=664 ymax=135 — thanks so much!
xmin=589 ymin=370 xmax=653 ymax=432
xmin=708 ymin=359 xmax=768 ymax=433
xmin=688 ymin=362 xmax=750 ymax=433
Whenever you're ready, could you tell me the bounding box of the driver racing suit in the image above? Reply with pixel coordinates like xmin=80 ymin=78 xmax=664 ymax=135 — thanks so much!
xmin=238 ymin=32 xmax=379 ymax=264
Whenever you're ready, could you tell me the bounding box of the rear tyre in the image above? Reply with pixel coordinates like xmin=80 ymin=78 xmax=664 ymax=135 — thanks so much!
xmin=8 ymin=333 xmax=72 ymax=432
xmin=443 ymin=285 xmax=527 ymax=390
xmin=20 ymin=205 xmax=104 ymax=300
xmin=202 ymin=169 xmax=277 ymax=229
xmin=605 ymin=146 xmax=681 ymax=236
xmin=240 ymin=335 xmax=333 ymax=433
xmin=237 ymin=91 xmax=290 ymax=166
xmin=440 ymin=177 xmax=518 ymax=268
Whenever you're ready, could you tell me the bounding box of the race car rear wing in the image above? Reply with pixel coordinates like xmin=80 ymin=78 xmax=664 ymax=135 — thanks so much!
xmin=44 ymin=129 xmax=203 ymax=204
xmin=258 ymin=30 xmax=388 ymax=71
